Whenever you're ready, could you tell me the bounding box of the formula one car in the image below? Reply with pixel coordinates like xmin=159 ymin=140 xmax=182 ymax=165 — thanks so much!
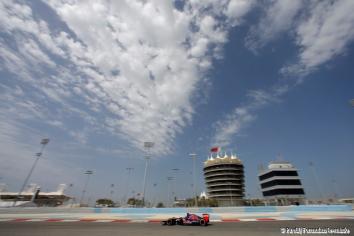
xmin=161 ymin=213 xmax=209 ymax=226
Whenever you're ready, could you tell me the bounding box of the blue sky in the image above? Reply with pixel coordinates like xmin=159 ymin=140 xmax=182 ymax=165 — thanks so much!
xmin=1 ymin=0 xmax=354 ymax=205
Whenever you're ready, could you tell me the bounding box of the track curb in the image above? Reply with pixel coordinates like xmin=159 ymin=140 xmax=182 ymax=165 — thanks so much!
xmin=0 ymin=216 xmax=353 ymax=223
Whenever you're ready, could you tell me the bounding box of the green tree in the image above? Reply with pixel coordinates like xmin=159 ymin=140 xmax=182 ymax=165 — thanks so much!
xmin=95 ymin=198 xmax=114 ymax=207
xmin=156 ymin=202 xmax=165 ymax=208
xmin=127 ymin=198 xmax=143 ymax=207
xmin=184 ymin=196 xmax=218 ymax=207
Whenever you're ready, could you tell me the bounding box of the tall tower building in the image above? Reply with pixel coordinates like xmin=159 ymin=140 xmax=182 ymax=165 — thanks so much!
xmin=258 ymin=160 xmax=305 ymax=205
xmin=203 ymin=153 xmax=245 ymax=206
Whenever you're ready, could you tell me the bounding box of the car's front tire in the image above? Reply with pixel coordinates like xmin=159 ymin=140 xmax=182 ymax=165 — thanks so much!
xmin=199 ymin=219 xmax=207 ymax=226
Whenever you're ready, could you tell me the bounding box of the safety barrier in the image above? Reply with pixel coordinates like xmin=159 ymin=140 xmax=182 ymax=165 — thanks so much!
xmin=0 ymin=204 xmax=351 ymax=214
xmin=284 ymin=204 xmax=352 ymax=212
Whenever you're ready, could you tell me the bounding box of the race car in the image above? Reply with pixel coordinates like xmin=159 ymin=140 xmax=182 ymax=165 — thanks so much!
xmin=161 ymin=213 xmax=210 ymax=226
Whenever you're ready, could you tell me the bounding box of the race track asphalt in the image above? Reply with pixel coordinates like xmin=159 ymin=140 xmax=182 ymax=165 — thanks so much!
xmin=0 ymin=220 xmax=353 ymax=236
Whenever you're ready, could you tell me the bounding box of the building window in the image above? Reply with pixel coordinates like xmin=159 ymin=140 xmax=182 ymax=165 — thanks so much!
xmin=263 ymin=188 xmax=305 ymax=196
xmin=261 ymin=179 xmax=302 ymax=188
xmin=259 ymin=171 xmax=298 ymax=181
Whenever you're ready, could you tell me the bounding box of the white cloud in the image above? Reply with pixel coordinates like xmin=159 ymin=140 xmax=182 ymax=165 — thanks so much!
xmin=0 ymin=0 xmax=255 ymax=156
xmin=212 ymin=83 xmax=290 ymax=148
xmin=212 ymin=107 xmax=255 ymax=148
xmin=225 ymin=0 xmax=256 ymax=26
xmin=245 ymin=0 xmax=304 ymax=52
xmin=283 ymin=0 xmax=354 ymax=75
xmin=244 ymin=0 xmax=354 ymax=74
xmin=214 ymin=1 xmax=354 ymax=148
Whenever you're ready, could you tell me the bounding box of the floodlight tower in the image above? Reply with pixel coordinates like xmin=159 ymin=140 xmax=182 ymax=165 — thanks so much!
xmin=309 ymin=162 xmax=324 ymax=200
xmin=123 ymin=167 xmax=134 ymax=205
xmin=142 ymin=141 xmax=154 ymax=207
xmin=171 ymin=168 xmax=180 ymax=200
xmin=189 ymin=153 xmax=198 ymax=207
xmin=167 ymin=176 xmax=174 ymax=207
xmin=14 ymin=138 xmax=50 ymax=206
xmin=79 ymin=170 xmax=93 ymax=206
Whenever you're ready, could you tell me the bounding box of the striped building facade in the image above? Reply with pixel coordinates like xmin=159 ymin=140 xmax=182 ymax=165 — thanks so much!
xmin=258 ymin=161 xmax=305 ymax=205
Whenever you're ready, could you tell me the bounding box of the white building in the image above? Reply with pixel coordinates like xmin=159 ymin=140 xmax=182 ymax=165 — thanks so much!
xmin=203 ymin=153 xmax=245 ymax=206
xmin=258 ymin=161 xmax=305 ymax=205
xmin=0 ymin=183 xmax=70 ymax=207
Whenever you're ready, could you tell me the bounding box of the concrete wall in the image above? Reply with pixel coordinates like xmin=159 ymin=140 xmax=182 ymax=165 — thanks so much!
xmin=0 ymin=204 xmax=351 ymax=214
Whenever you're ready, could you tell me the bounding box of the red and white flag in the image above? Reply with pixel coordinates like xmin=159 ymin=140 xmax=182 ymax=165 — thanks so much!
xmin=210 ymin=147 xmax=220 ymax=153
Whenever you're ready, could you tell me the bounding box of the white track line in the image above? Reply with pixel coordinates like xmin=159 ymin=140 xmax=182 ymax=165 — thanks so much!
xmin=27 ymin=219 xmax=45 ymax=222
xmin=95 ymin=220 xmax=115 ymax=223
xmin=0 ymin=219 xmax=12 ymax=222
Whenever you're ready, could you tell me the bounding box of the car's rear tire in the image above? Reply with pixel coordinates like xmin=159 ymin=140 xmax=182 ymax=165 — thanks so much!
xmin=199 ymin=219 xmax=207 ymax=226
xmin=177 ymin=217 xmax=183 ymax=225
xmin=167 ymin=219 xmax=173 ymax=226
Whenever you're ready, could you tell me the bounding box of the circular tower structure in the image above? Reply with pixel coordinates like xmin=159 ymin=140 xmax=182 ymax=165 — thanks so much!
xmin=203 ymin=154 xmax=245 ymax=206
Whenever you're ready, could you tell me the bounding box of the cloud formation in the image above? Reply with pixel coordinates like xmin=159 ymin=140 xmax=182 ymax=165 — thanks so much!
xmin=0 ymin=0 xmax=254 ymax=155
xmin=284 ymin=0 xmax=354 ymax=75
xmin=212 ymin=84 xmax=288 ymax=147
xmin=245 ymin=0 xmax=304 ymax=52
xmin=245 ymin=0 xmax=354 ymax=75
xmin=213 ymin=0 xmax=354 ymax=148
